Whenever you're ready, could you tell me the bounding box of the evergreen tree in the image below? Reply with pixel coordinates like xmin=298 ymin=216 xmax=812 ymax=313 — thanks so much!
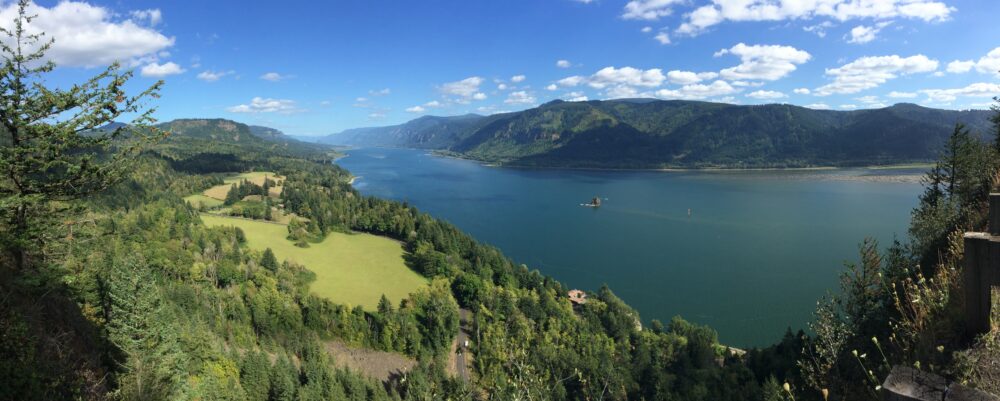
xmin=240 ymin=350 xmax=271 ymax=401
xmin=224 ymin=184 xmax=241 ymax=205
xmin=0 ymin=0 xmax=163 ymax=270
xmin=102 ymin=253 xmax=185 ymax=400
xmin=261 ymin=248 xmax=279 ymax=272
xmin=991 ymin=95 xmax=1000 ymax=154
xmin=269 ymin=355 xmax=297 ymax=401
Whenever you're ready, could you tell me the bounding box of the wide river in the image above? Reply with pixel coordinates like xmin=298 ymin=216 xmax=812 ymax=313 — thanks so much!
xmin=338 ymin=147 xmax=924 ymax=346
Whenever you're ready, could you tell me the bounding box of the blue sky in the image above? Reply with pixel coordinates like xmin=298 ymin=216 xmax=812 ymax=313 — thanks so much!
xmin=7 ymin=0 xmax=1000 ymax=135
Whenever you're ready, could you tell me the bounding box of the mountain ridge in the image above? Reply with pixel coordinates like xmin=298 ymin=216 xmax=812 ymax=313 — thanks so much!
xmin=317 ymin=100 xmax=993 ymax=168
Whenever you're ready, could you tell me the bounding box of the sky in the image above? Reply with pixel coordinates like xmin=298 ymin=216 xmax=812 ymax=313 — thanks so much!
xmin=3 ymin=0 xmax=999 ymax=135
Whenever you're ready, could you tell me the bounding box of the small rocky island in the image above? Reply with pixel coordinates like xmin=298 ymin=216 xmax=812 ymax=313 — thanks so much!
xmin=582 ymin=196 xmax=602 ymax=208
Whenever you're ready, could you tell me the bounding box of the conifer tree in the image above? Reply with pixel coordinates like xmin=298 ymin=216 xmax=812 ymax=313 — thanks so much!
xmin=0 ymin=0 xmax=163 ymax=270
xmin=224 ymin=184 xmax=241 ymax=205
xmin=261 ymin=248 xmax=279 ymax=272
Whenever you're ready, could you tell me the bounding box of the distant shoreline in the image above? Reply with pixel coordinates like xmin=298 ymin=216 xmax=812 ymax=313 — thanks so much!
xmin=428 ymin=150 xmax=932 ymax=174
xmin=335 ymin=146 xmax=930 ymax=182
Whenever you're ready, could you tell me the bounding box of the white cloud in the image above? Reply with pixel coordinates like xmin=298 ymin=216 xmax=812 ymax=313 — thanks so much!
xmin=846 ymin=22 xmax=892 ymax=44
xmin=440 ymin=76 xmax=486 ymax=101
xmin=556 ymin=59 xmax=572 ymax=68
xmin=974 ymin=47 xmax=1000 ymax=76
xmin=946 ymin=47 xmax=1000 ymax=76
xmin=856 ymin=95 xmax=880 ymax=104
xmin=920 ymin=82 xmax=1000 ymax=102
xmin=641 ymin=26 xmax=653 ymax=33
xmin=556 ymin=66 xmax=667 ymax=100
xmin=368 ymin=112 xmax=386 ymax=120
xmin=369 ymin=88 xmax=391 ymax=96
xmin=677 ymin=0 xmax=954 ymax=36
xmin=546 ymin=84 xmax=559 ymax=91
xmin=946 ymin=60 xmax=975 ymax=73
xmin=504 ymin=91 xmax=536 ymax=105
xmin=197 ymin=70 xmax=234 ymax=82
xmin=498 ymin=83 xmax=508 ymax=90
xmin=622 ymin=0 xmax=685 ymax=20
xmin=563 ymin=91 xmax=589 ymax=102
xmin=746 ymin=90 xmax=787 ymax=99
xmin=405 ymin=106 xmax=426 ymax=113
xmin=227 ymin=97 xmax=300 ymax=114
xmin=511 ymin=75 xmax=526 ymax=83
xmin=803 ymin=21 xmax=835 ymax=38
xmin=424 ymin=100 xmax=443 ymax=108
xmin=715 ymin=43 xmax=811 ymax=81
xmin=805 ymin=103 xmax=831 ymax=110
xmin=666 ymin=70 xmax=717 ymax=85
xmin=140 ymin=61 xmax=183 ymax=77
xmin=840 ymin=104 xmax=858 ymax=109
xmin=793 ymin=88 xmax=810 ymax=95
xmin=887 ymin=91 xmax=917 ymax=98
xmin=814 ymin=54 xmax=938 ymax=96
xmin=260 ymin=72 xmax=290 ymax=82
xmin=654 ymin=32 xmax=671 ymax=44
xmin=130 ymin=9 xmax=162 ymax=26
xmin=588 ymin=66 xmax=666 ymax=88
xmin=557 ymin=75 xmax=587 ymax=87
xmin=654 ymin=80 xmax=738 ymax=100
xmin=0 ymin=1 xmax=174 ymax=68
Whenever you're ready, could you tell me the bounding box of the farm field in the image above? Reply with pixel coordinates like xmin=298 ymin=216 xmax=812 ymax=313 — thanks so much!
xmin=200 ymin=214 xmax=427 ymax=310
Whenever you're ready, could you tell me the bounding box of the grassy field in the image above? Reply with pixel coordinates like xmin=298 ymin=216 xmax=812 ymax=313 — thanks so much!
xmin=200 ymin=214 xmax=427 ymax=310
xmin=183 ymin=194 xmax=224 ymax=209
xmin=203 ymin=171 xmax=285 ymax=200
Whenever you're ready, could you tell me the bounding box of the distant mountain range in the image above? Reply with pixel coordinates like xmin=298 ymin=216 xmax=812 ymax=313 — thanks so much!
xmin=316 ymin=100 xmax=994 ymax=168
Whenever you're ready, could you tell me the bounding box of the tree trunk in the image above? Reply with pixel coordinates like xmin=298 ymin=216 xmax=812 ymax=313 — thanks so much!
xmin=12 ymin=203 xmax=27 ymax=271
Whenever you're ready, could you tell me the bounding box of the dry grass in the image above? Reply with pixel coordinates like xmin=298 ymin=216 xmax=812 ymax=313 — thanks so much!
xmin=203 ymin=172 xmax=285 ymax=201
xmin=960 ymin=287 xmax=1000 ymax=394
xmin=325 ymin=340 xmax=416 ymax=382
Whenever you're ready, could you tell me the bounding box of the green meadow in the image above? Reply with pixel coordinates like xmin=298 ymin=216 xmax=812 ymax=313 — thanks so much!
xmin=183 ymin=194 xmax=225 ymax=209
xmin=200 ymin=214 xmax=427 ymax=310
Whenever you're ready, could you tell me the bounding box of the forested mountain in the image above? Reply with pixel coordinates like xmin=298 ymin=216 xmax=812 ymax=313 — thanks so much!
xmin=321 ymin=100 xmax=993 ymax=168
xmin=320 ymin=114 xmax=484 ymax=149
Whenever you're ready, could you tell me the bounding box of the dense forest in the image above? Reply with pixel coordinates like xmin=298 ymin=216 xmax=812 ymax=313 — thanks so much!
xmin=320 ymin=100 xmax=994 ymax=169
xmin=3 ymin=2 xmax=1000 ymax=400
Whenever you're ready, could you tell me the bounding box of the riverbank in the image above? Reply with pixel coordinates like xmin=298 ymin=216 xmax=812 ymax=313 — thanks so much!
xmin=427 ymin=150 xmax=928 ymax=183
xmin=432 ymin=150 xmax=930 ymax=169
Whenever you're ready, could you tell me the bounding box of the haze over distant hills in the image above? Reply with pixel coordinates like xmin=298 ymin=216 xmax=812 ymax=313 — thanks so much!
xmin=315 ymin=100 xmax=994 ymax=168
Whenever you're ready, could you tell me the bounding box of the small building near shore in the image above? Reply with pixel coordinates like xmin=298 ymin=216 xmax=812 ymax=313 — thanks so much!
xmin=568 ymin=289 xmax=588 ymax=305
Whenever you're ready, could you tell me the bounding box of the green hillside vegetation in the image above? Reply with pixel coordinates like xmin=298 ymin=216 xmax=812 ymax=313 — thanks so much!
xmin=4 ymin=8 xmax=1000 ymax=401
xmin=323 ymin=99 xmax=994 ymax=169
xmin=200 ymin=214 xmax=427 ymax=310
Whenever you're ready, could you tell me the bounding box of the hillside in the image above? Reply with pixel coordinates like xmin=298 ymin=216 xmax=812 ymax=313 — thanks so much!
xmin=321 ymin=113 xmax=484 ymax=149
xmin=321 ymin=100 xmax=993 ymax=168
xmin=149 ymin=118 xmax=337 ymax=173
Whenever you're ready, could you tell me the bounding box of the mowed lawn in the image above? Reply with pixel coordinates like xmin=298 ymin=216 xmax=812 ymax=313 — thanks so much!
xmin=200 ymin=214 xmax=427 ymax=310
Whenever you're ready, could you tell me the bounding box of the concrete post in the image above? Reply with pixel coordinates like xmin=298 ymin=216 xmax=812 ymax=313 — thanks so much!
xmin=990 ymin=193 xmax=1000 ymax=235
xmin=963 ymin=233 xmax=990 ymax=337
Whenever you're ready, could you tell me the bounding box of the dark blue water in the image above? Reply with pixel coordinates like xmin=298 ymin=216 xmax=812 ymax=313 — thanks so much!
xmin=338 ymin=148 xmax=924 ymax=346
